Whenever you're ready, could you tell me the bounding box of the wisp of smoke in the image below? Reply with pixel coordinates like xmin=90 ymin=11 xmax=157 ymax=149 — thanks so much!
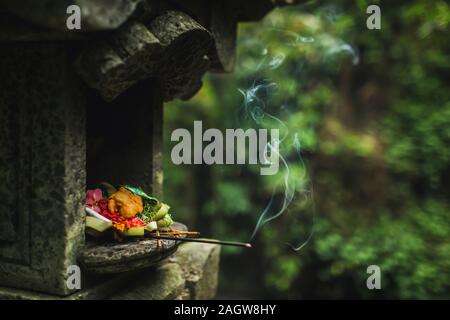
xmin=235 ymin=3 xmax=359 ymax=251
xmin=239 ymin=79 xmax=311 ymax=250
xmin=325 ymin=42 xmax=360 ymax=65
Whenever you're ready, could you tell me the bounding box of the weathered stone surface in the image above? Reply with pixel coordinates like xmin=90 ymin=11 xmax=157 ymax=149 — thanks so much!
xmin=76 ymin=21 xmax=163 ymax=101
xmin=79 ymin=222 xmax=187 ymax=274
xmin=110 ymin=263 xmax=186 ymax=300
xmin=148 ymin=11 xmax=213 ymax=101
xmin=80 ymin=240 xmax=177 ymax=274
xmin=175 ymin=288 xmax=192 ymax=300
xmin=0 ymin=0 xmax=143 ymax=31
xmin=0 ymin=43 xmax=86 ymax=296
xmin=167 ymin=241 xmax=221 ymax=300
xmin=109 ymin=241 xmax=220 ymax=300
xmin=76 ymin=10 xmax=212 ymax=102
xmin=0 ymin=270 xmax=138 ymax=300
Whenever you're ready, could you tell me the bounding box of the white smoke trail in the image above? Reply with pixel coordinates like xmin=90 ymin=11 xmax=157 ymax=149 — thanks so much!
xmin=238 ymin=80 xmax=311 ymax=249
xmin=235 ymin=3 xmax=360 ymax=251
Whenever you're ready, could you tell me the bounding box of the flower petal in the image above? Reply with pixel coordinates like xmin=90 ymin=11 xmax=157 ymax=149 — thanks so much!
xmin=93 ymin=189 xmax=103 ymax=201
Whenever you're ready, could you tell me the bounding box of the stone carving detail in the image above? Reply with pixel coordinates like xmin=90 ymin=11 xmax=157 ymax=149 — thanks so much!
xmin=76 ymin=11 xmax=213 ymax=102
xmin=76 ymin=22 xmax=163 ymax=102
xmin=1 ymin=1 xmax=303 ymax=103
xmin=148 ymin=11 xmax=213 ymax=101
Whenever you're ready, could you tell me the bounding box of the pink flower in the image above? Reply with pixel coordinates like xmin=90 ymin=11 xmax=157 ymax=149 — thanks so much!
xmin=86 ymin=189 xmax=104 ymax=213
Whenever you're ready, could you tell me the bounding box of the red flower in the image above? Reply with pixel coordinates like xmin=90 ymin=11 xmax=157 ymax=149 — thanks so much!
xmin=86 ymin=189 xmax=103 ymax=213
xmin=98 ymin=208 xmax=145 ymax=231
xmin=98 ymin=199 xmax=108 ymax=211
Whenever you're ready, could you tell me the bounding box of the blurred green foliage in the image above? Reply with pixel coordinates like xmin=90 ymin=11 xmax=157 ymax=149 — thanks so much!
xmin=164 ymin=0 xmax=450 ymax=299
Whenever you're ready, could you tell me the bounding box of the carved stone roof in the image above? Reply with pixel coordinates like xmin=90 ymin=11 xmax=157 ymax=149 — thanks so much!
xmin=0 ymin=0 xmax=303 ymax=102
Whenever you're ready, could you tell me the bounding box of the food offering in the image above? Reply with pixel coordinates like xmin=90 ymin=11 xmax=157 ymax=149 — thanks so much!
xmin=85 ymin=182 xmax=251 ymax=248
xmin=85 ymin=183 xmax=193 ymax=243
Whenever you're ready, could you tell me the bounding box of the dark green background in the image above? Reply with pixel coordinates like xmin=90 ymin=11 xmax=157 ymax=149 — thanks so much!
xmin=164 ymin=0 xmax=450 ymax=299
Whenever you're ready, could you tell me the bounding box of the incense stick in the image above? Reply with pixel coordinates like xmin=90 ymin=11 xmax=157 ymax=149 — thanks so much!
xmin=147 ymin=234 xmax=252 ymax=248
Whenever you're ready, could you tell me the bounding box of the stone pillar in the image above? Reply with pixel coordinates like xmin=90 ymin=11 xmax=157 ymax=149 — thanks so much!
xmin=0 ymin=43 xmax=86 ymax=296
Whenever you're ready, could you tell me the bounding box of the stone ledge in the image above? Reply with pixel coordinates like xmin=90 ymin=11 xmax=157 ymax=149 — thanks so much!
xmin=0 ymin=241 xmax=220 ymax=300
xmin=110 ymin=241 xmax=221 ymax=300
xmin=79 ymin=222 xmax=187 ymax=274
